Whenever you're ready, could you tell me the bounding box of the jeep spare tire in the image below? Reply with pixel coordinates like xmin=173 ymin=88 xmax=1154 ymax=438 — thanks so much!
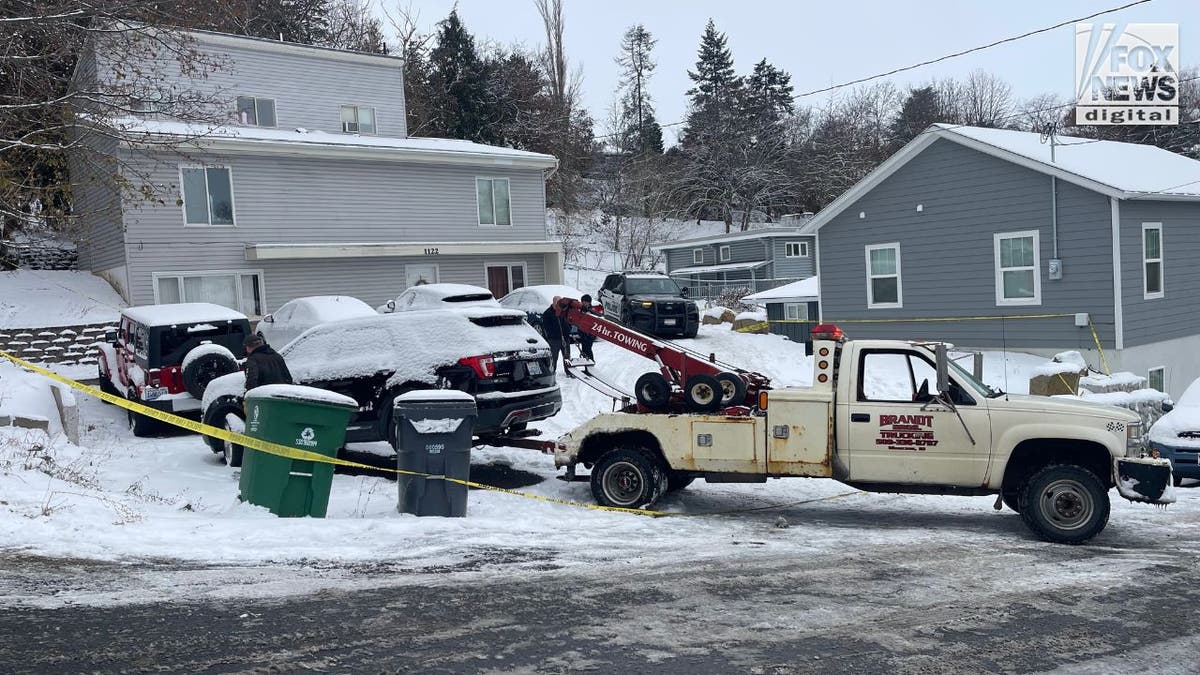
xmin=182 ymin=344 xmax=239 ymax=399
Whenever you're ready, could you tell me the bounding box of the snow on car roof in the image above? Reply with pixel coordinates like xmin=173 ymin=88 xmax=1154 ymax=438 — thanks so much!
xmin=411 ymin=283 xmax=495 ymax=299
xmin=282 ymin=295 xmax=375 ymax=320
xmin=515 ymin=285 xmax=585 ymax=301
xmin=624 ymin=273 xmax=670 ymax=279
xmin=123 ymin=303 xmax=247 ymax=326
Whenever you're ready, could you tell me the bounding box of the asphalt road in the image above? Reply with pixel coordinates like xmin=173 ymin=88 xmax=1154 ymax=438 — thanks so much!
xmin=2 ymin=537 xmax=1199 ymax=675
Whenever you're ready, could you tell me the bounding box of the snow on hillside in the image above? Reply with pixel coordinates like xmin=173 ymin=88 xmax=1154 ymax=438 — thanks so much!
xmin=0 ymin=270 xmax=125 ymax=328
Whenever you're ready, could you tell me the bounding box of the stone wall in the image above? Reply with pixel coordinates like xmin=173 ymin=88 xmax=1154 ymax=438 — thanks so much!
xmin=0 ymin=322 xmax=113 ymax=366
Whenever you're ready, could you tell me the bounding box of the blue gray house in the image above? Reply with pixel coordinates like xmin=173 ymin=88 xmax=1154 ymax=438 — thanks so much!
xmin=651 ymin=222 xmax=817 ymax=299
xmin=67 ymin=28 xmax=561 ymax=316
xmin=809 ymin=124 xmax=1200 ymax=399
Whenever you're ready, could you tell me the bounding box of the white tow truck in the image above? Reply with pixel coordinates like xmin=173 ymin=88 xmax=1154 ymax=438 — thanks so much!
xmin=553 ymin=321 xmax=1174 ymax=544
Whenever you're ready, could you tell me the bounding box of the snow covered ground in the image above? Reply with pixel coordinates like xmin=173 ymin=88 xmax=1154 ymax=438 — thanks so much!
xmin=0 ymin=322 xmax=1197 ymax=609
xmin=0 ymin=270 xmax=124 ymax=328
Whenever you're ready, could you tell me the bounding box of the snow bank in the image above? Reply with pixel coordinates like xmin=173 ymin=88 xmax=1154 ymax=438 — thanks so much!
xmin=1081 ymin=371 xmax=1147 ymax=389
xmin=1071 ymin=388 xmax=1171 ymax=407
xmin=1032 ymin=351 xmax=1088 ymax=377
xmin=0 ymin=270 xmax=125 ymax=329
xmin=703 ymin=306 xmax=730 ymax=319
xmin=0 ymin=361 xmax=62 ymax=434
xmin=735 ymin=310 xmax=767 ymax=322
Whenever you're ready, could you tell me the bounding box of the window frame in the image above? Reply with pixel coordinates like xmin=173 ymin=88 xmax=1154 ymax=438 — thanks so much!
xmin=785 ymin=241 xmax=809 ymax=258
xmin=236 ymin=95 xmax=277 ymax=128
xmin=483 ymin=262 xmax=527 ymax=297
xmin=1148 ymin=366 xmax=1166 ymax=393
xmin=993 ymin=229 xmax=1042 ymax=307
xmin=719 ymin=245 xmax=731 ymax=262
xmin=1142 ymin=222 xmax=1164 ymax=300
xmin=475 ymin=177 xmax=513 ymax=227
xmin=864 ymin=242 xmax=903 ymax=309
xmin=693 ymin=248 xmax=704 ymax=264
xmin=178 ymin=165 xmax=236 ymax=227
xmin=151 ymin=269 xmax=266 ymax=317
xmin=784 ymin=302 xmax=808 ymax=321
xmin=339 ymin=104 xmax=377 ymax=135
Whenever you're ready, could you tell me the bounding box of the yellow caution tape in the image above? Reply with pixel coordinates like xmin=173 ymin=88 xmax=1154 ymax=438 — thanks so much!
xmin=769 ymin=313 xmax=1075 ymax=324
xmin=1087 ymin=317 xmax=1111 ymax=375
xmin=734 ymin=321 xmax=771 ymax=333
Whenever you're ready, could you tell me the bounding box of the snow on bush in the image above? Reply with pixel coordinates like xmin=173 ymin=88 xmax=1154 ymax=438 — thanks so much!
xmin=1032 ymin=351 xmax=1089 ymax=377
xmin=734 ymin=310 xmax=767 ymax=322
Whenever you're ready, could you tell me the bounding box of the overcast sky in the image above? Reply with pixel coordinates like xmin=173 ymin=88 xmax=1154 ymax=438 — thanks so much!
xmin=390 ymin=0 xmax=1199 ymax=140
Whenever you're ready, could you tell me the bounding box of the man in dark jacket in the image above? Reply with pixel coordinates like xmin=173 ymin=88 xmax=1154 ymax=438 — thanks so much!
xmin=244 ymin=333 xmax=293 ymax=389
xmin=540 ymin=303 xmax=571 ymax=373
xmin=578 ymin=294 xmax=597 ymax=361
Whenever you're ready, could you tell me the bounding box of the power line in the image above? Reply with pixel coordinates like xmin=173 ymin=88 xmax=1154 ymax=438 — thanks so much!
xmin=599 ymin=0 xmax=1153 ymax=141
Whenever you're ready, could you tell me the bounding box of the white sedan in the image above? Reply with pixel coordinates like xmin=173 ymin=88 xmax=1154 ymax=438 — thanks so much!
xmin=257 ymin=295 xmax=376 ymax=348
xmin=377 ymin=283 xmax=500 ymax=313
xmin=499 ymin=284 xmax=592 ymax=334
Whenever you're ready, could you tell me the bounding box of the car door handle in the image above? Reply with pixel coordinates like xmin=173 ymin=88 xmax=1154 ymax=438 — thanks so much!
xmin=851 ymin=413 xmax=871 ymax=423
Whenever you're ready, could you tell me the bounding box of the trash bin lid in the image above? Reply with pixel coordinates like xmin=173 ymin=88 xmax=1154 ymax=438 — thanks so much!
xmin=395 ymin=389 xmax=476 ymax=404
xmin=245 ymin=384 xmax=358 ymax=409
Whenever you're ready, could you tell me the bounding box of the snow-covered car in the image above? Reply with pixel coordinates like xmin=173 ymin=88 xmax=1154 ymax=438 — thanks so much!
xmin=201 ymin=307 xmax=561 ymax=466
xmin=257 ymin=295 xmax=375 ymax=349
xmin=96 ymin=303 xmax=250 ymax=437
xmin=498 ymin=284 xmax=598 ymax=336
xmin=1149 ymin=379 xmax=1199 ymax=486
xmin=377 ymin=283 xmax=499 ymax=314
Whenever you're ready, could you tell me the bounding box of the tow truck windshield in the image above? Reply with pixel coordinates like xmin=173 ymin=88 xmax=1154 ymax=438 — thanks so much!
xmin=947 ymin=357 xmax=1003 ymax=398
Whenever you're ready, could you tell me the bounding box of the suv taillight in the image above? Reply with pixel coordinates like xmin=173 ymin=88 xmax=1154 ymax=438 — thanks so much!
xmin=163 ymin=366 xmax=185 ymax=394
xmin=147 ymin=368 xmax=162 ymax=387
xmin=458 ymin=355 xmax=496 ymax=379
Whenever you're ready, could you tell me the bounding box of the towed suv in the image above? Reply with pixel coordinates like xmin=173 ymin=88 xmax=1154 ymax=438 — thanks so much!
xmin=97 ymin=303 xmax=249 ymax=436
xmin=201 ymin=307 xmax=561 ymax=465
xmin=598 ymin=272 xmax=699 ymax=338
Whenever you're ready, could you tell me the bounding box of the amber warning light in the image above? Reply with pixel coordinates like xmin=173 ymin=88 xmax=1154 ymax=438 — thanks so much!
xmin=810 ymin=324 xmax=845 ymax=342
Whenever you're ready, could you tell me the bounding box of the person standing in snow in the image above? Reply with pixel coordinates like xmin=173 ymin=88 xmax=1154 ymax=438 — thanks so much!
xmin=244 ymin=333 xmax=293 ymax=389
xmin=540 ymin=302 xmax=571 ymax=373
xmin=578 ymin=294 xmax=597 ymax=362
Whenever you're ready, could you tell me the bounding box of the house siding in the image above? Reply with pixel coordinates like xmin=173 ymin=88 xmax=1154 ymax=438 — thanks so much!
xmin=663 ymin=235 xmax=816 ymax=279
xmin=95 ymin=33 xmax=406 ymax=137
xmin=1119 ymin=199 xmax=1200 ymax=347
xmin=771 ymin=237 xmax=816 ymax=279
xmin=68 ymin=135 xmax=126 ymax=273
xmin=818 ymin=138 xmax=1116 ymax=350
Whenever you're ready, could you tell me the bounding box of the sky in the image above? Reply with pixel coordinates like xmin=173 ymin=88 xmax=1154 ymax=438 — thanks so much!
xmin=389 ymin=0 xmax=1199 ymax=141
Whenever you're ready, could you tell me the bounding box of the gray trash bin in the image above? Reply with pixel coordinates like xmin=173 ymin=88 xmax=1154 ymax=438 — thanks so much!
xmin=393 ymin=390 xmax=477 ymax=517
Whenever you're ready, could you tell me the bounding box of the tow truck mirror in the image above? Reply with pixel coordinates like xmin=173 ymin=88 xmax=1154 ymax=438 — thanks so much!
xmin=935 ymin=343 xmax=950 ymax=395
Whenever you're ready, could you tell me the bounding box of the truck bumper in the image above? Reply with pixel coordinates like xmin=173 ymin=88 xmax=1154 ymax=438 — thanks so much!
xmin=1115 ymin=457 xmax=1175 ymax=505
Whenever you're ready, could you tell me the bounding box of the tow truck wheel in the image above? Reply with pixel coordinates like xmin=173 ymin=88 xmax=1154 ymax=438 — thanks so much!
xmin=591 ymin=447 xmax=666 ymax=509
xmin=1018 ymin=464 xmax=1110 ymax=545
xmin=683 ymin=374 xmax=724 ymax=413
xmin=634 ymin=372 xmax=671 ymax=411
xmin=666 ymin=471 xmax=696 ymax=492
xmin=714 ymin=372 xmax=747 ymax=407
xmin=1001 ymin=490 xmax=1021 ymax=513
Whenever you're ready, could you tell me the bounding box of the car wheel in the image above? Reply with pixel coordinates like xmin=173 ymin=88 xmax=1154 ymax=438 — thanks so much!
xmin=182 ymin=347 xmax=239 ymax=399
xmin=203 ymin=396 xmax=244 ymax=455
xmin=634 ymin=372 xmax=671 ymax=411
xmin=590 ymin=447 xmax=666 ymax=509
xmin=221 ymin=414 xmax=245 ymax=468
xmin=1018 ymin=464 xmax=1110 ymax=544
xmin=1173 ymin=475 xmax=1183 ymax=488
xmin=683 ymin=323 xmax=699 ymax=339
xmin=682 ymin=374 xmax=723 ymax=413
xmin=97 ymin=364 xmax=118 ymax=402
xmin=127 ymin=401 xmax=158 ymax=438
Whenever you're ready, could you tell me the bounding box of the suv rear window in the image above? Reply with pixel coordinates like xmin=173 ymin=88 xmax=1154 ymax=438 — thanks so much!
xmin=469 ymin=314 xmax=525 ymax=328
xmin=160 ymin=322 xmax=243 ymax=356
xmin=444 ymin=293 xmax=494 ymax=303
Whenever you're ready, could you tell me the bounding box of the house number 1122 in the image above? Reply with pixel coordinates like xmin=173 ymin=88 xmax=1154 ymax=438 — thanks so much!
xmin=423 ymin=248 xmax=439 ymax=255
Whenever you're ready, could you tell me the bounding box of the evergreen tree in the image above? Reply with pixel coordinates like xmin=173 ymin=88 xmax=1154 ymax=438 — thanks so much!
xmin=742 ymin=58 xmax=793 ymax=139
xmin=614 ymin=24 xmax=661 ymax=155
xmin=245 ymin=0 xmax=332 ymax=44
xmin=681 ymin=19 xmax=742 ymax=147
xmin=427 ymin=10 xmax=496 ymax=143
xmin=889 ymin=85 xmax=942 ymax=149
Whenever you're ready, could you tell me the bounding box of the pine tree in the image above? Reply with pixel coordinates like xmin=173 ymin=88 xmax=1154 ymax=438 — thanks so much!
xmin=888 ymin=85 xmax=942 ymax=150
xmin=742 ymin=58 xmax=793 ymax=138
xmin=682 ymin=19 xmax=742 ymax=147
xmin=427 ymin=10 xmax=496 ymax=143
xmin=614 ymin=24 xmax=661 ymax=155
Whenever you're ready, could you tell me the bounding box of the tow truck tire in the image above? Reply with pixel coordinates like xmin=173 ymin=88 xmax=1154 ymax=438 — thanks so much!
xmin=714 ymin=372 xmax=747 ymax=407
xmin=634 ymin=372 xmax=671 ymax=411
xmin=666 ymin=471 xmax=696 ymax=492
xmin=591 ymin=447 xmax=666 ymax=509
xmin=683 ymin=374 xmax=724 ymax=413
xmin=1018 ymin=464 xmax=1110 ymax=545
xmin=1001 ymin=490 xmax=1021 ymax=513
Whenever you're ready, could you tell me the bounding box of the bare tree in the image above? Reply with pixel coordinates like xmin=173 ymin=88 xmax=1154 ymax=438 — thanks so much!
xmin=325 ymin=0 xmax=387 ymax=53
xmin=959 ymin=69 xmax=1014 ymax=127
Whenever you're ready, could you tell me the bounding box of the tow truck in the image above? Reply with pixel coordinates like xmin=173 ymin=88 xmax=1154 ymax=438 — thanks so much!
xmin=549 ymin=300 xmax=1174 ymax=544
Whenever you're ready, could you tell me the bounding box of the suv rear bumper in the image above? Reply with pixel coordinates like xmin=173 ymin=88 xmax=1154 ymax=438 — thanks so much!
xmin=137 ymin=394 xmax=201 ymax=414
xmin=476 ymin=386 xmax=563 ymax=434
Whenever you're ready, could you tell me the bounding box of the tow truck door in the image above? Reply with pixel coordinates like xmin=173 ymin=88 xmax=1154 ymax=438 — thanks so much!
xmin=839 ymin=347 xmax=991 ymax=486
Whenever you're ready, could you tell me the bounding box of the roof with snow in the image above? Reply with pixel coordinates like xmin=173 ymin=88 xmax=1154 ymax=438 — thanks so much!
xmin=743 ymin=276 xmax=820 ymax=303
xmin=123 ymin=303 xmax=248 ymax=326
xmin=650 ymin=226 xmax=813 ymax=252
xmin=668 ymin=260 xmax=771 ymax=276
xmin=806 ymin=124 xmax=1200 ymax=233
xmin=101 ymin=117 xmax=558 ymax=169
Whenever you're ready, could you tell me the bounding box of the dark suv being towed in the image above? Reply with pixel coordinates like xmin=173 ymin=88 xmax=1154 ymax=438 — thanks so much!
xmin=598 ymin=272 xmax=700 ymax=338
xmin=200 ymin=307 xmax=561 ymax=466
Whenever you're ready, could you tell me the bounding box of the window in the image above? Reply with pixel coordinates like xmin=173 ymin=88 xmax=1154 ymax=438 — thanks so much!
xmin=784 ymin=303 xmax=808 ymax=321
xmin=693 ymin=248 xmax=704 ymax=264
xmin=865 ymin=243 xmax=902 ymax=308
xmin=340 ymin=105 xmax=376 ymax=134
xmin=859 ymin=351 xmax=939 ymax=402
xmin=719 ymin=245 xmax=731 ymax=262
xmin=154 ymin=271 xmax=264 ymax=316
xmin=1143 ymin=223 xmax=1163 ymax=299
xmin=236 ymin=96 xmax=276 ymax=127
xmin=785 ymin=241 xmax=809 ymax=257
xmin=1148 ymin=367 xmax=1165 ymax=392
xmin=180 ymin=167 xmax=235 ymax=226
xmin=485 ymin=263 xmax=525 ymax=298
xmin=476 ymin=178 xmax=512 ymax=226
xmin=994 ymin=230 xmax=1041 ymax=305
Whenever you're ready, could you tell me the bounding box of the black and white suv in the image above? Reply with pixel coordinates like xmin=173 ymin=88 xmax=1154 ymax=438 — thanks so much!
xmin=598 ymin=272 xmax=700 ymax=338
xmin=200 ymin=307 xmax=561 ymax=466
xmin=96 ymin=303 xmax=250 ymax=436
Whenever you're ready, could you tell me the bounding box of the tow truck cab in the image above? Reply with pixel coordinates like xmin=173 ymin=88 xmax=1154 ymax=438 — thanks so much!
xmin=556 ymin=325 xmax=1174 ymax=544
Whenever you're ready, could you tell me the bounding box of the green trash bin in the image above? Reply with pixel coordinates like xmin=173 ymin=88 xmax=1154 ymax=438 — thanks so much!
xmin=239 ymin=384 xmax=358 ymax=517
